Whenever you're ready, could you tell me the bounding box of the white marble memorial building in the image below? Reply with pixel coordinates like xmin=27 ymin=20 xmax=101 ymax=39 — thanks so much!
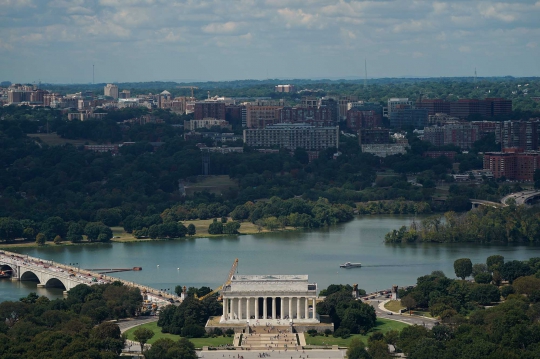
xmin=220 ymin=274 xmax=319 ymax=324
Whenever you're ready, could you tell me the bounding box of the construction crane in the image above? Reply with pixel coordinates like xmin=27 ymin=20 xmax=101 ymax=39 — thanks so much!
xmin=199 ymin=258 xmax=238 ymax=301
xmin=177 ymin=86 xmax=199 ymax=100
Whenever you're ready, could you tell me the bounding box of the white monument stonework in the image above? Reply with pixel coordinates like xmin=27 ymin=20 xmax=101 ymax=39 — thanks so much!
xmin=220 ymin=274 xmax=319 ymax=324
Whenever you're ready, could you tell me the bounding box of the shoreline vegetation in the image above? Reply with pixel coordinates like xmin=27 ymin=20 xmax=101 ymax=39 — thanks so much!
xmin=385 ymin=204 xmax=540 ymax=244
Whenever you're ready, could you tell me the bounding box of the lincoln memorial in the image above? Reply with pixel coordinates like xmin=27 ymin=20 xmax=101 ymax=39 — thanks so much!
xmin=220 ymin=274 xmax=319 ymax=324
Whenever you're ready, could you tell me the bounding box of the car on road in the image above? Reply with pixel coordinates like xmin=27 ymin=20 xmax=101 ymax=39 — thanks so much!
xmin=387 ymin=312 xmax=393 ymax=315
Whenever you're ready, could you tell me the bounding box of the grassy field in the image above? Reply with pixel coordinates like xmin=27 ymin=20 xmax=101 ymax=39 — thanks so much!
xmin=28 ymin=133 xmax=97 ymax=146
xmin=384 ymin=300 xmax=405 ymax=313
xmin=181 ymin=218 xmax=292 ymax=237
xmin=304 ymin=319 xmax=408 ymax=346
xmin=184 ymin=175 xmax=238 ymax=196
xmin=124 ymin=321 xmax=233 ymax=347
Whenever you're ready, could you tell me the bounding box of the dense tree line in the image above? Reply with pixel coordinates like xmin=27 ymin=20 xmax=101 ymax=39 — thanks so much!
xmin=385 ymin=205 xmax=540 ymax=244
xmin=357 ymin=201 xmax=432 ymax=215
xmin=158 ymin=295 xmax=221 ymax=337
xmin=0 ymin=282 xmax=142 ymax=358
xmin=317 ymin=284 xmax=376 ymax=337
xmin=391 ymin=257 xmax=540 ymax=358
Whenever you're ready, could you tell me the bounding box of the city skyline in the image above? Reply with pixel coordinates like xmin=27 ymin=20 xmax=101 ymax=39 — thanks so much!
xmin=1 ymin=0 xmax=540 ymax=83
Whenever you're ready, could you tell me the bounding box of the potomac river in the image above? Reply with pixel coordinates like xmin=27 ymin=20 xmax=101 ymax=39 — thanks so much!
xmin=2 ymin=215 xmax=540 ymax=302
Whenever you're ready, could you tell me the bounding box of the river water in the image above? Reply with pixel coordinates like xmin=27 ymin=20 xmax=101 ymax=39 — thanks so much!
xmin=2 ymin=215 xmax=540 ymax=302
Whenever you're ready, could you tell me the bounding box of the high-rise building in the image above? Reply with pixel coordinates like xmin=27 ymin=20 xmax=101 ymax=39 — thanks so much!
xmin=338 ymin=96 xmax=359 ymax=121
xmin=104 ymin=84 xmax=119 ymax=99
xmin=386 ymin=98 xmax=414 ymax=118
xmin=346 ymin=108 xmax=382 ymax=132
xmin=417 ymin=98 xmax=512 ymax=119
xmin=243 ymin=123 xmax=339 ymax=151
xmin=275 ymin=84 xmax=296 ymax=93
xmin=389 ymin=109 xmax=428 ymax=129
xmin=245 ymin=100 xmax=284 ymax=128
xmin=194 ymin=101 xmax=226 ymax=121
xmin=358 ymin=129 xmax=390 ymax=145
xmin=495 ymin=120 xmax=540 ymax=151
xmin=484 ymin=149 xmax=540 ymax=181
xmin=320 ymin=97 xmax=339 ymax=124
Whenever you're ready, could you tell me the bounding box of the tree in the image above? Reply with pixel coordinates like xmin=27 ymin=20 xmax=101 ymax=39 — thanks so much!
xmin=133 ymin=326 xmax=154 ymax=354
xmin=35 ymin=232 xmax=46 ymax=246
xmin=187 ymin=223 xmax=196 ymax=236
xmin=454 ymin=258 xmax=473 ymax=280
xmin=66 ymin=223 xmax=83 ymax=243
xmin=53 ymin=235 xmax=62 ymax=245
xmin=472 ymin=263 xmax=488 ymax=277
xmin=487 ymin=255 xmax=505 ymax=272
xmin=0 ymin=217 xmax=23 ymax=241
xmin=145 ymin=337 xmax=197 ymax=359
xmin=401 ymin=295 xmax=417 ymax=315
xmin=346 ymin=337 xmax=370 ymax=359
xmin=208 ymin=219 xmax=223 ymax=235
xmin=474 ymin=272 xmax=493 ymax=284
xmin=223 ymin=221 xmax=240 ymax=235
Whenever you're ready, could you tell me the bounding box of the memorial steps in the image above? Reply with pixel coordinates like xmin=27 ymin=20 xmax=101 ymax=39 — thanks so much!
xmin=239 ymin=326 xmax=302 ymax=350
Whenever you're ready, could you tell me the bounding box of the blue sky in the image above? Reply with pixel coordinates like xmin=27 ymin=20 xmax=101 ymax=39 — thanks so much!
xmin=1 ymin=0 xmax=539 ymax=84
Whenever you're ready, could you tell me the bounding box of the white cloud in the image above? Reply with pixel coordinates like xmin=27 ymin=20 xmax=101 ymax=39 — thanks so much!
xmin=202 ymin=22 xmax=242 ymax=34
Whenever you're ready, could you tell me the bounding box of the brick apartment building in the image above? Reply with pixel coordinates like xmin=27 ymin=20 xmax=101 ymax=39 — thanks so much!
xmin=346 ymin=108 xmax=382 ymax=132
xmin=484 ymin=149 xmax=540 ymax=181
xmin=194 ymin=101 xmax=226 ymax=121
xmin=495 ymin=119 xmax=540 ymax=151
xmin=276 ymin=107 xmax=335 ymax=127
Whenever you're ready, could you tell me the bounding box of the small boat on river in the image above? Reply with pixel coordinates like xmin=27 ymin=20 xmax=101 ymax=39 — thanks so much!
xmin=340 ymin=262 xmax=362 ymax=268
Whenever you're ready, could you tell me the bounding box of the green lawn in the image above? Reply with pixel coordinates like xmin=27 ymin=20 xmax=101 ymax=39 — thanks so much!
xmin=304 ymin=319 xmax=408 ymax=346
xmin=124 ymin=321 xmax=233 ymax=347
xmin=384 ymin=300 xmax=404 ymax=313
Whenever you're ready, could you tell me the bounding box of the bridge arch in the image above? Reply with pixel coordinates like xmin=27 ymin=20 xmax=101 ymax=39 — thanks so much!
xmin=0 ymin=263 xmax=14 ymax=273
xmin=20 ymin=270 xmax=40 ymax=283
xmin=45 ymin=277 xmax=67 ymax=290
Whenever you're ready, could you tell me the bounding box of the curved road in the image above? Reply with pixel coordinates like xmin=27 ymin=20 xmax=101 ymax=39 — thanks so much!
xmin=364 ymin=293 xmax=436 ymax=329
xmin=501 ymin=190 xmax=540 ymax=206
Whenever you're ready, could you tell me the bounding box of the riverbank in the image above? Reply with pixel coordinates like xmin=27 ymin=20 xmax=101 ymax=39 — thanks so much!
xmin=0 ymin=220 xmax=302 ymax=248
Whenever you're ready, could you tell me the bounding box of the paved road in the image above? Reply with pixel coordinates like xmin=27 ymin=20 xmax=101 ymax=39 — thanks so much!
xmin=501 ymin=190 xmax=540 ymax=206
xmin=364 ymin=294 xmax=436 ymax=329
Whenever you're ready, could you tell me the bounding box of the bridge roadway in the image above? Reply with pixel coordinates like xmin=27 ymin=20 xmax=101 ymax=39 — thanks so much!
xmin=0 ymin=249 xmax=179 ymax=303
xmin=501 ymin=190 xmax=540 ymax=206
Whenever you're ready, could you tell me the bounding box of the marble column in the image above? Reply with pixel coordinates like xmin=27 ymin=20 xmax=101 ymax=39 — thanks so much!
xmin=255 ymin=297 xmax=259 ymax=319
xmin=288 ymin=297 xmax=292 ymax=319
xmin=304 ymin=297 xmax=308 ymax=319
xmin=296 ymin=297 xmax=300 ymax=319
xmin=263 ymin=297 xmax=267 ymax=319
xmin=222 ymin=298 xmax=226 ymax=318
xmin=270 ymin=297 xmax=275 ymax=319
xmin=312 ymin=298 xmax=317 ymax=320
xmin=238 ymin=297 xmax=242 ymax=320
xmin=229 ymin=298 xmax=233 ymax=320
xmin=246 ymin=297 xmax=250 ymax=320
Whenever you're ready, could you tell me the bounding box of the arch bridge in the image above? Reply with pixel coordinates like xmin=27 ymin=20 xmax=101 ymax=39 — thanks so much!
xmin=0 ymin=250 xmax=178 ymax=300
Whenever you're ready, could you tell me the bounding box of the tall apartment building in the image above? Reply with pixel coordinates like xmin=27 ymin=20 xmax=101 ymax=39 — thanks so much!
xmin=338 ymin=96 xmax=359 ymax=121
xmin=386 ymin=98 xmax=414 ymax=118
xmin=194 ymin=101 xmax=226 ymax=121
xmin=358 ymin=129 xmax=390 ymax=145
xmin=443 ymin=123 xmax=478 ymax=150
xmin=243 ymin=123 xmax=339 ymax=151
xmin=484 ymin=149 xmax=540 ymax=181
xmin=320 ymin=97 xmax=339 ymax=124
xmin=389 ymin=109 xmax=428 ymax=129
xmin=276 ymin=107 xmax=334 ymax=127
xmin=346 ymin=108 xmax=382 ymax=132
xmin=417 ymin=98 xmax=512 ymax=119
xmin=104 ymin=84 xmax=119 ymax=99
xmin=245 ymin=100 xmax=284 ymax=128
xmin=495 ymin=120 xmax=540 ymax=151
xmin=423 ymin=127 xmax=445 ymax=147
xmin=275 ymin=84 xmax=296 ymax=93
